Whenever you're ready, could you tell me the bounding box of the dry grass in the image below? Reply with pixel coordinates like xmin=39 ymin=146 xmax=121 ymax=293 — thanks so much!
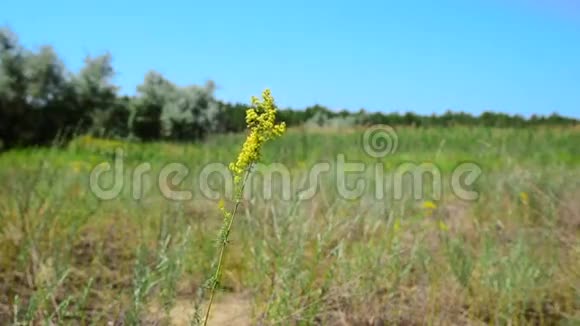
xmin=0 ymin=126 xmax=579 ymax=325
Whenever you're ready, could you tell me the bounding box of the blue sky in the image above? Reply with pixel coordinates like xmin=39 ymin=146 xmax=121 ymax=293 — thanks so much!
xmin=2 ymin=0 xmax=580 ymax=117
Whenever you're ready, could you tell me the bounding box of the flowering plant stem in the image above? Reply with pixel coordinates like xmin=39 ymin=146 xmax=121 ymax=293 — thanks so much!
xmin=202 ymin=169 xmax=250 ymax=326
xmin=200 ymin=89 xmax=285 ymax=325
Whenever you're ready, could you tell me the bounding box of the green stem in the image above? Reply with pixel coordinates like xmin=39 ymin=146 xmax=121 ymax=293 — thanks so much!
xmin=202 ymin=168 xmax=251 ymax=325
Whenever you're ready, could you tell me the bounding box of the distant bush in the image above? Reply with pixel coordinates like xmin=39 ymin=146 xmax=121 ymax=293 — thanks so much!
xmin=129 ymin=72 xmax=219 ymax=141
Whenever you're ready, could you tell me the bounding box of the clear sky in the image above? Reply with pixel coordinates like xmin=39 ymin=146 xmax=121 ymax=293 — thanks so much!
xmin=2 ymin=0 xmax=580 ymax=117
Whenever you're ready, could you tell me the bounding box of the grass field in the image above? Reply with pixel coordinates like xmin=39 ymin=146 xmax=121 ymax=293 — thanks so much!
xmin=0 ymin=126 xmax=579 ymax=325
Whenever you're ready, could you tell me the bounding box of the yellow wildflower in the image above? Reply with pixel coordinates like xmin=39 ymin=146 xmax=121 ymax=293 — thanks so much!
xmin=229 ymin=89 xmax=286 ymax=193
xmin=393 ymin=218 xmax=401 ymax=234
xmin=217 ymin=198 xmax=231 ymax=218
xmin=422 ymin=200 xmax=437 ymax=217
xmin=438 ymin=220 xmax=449 ymax=232
xmin=70 ymin=160 xmax=88 ymax=173
xmin=422 ymin=200 xmax=437 ymax=210
xmin=71 ymin=161 xmax=82 ymax=173
xmin=218 ymin=198 xmax=225 ymax=211
xmin=519 ymin=192 xmax=529 ymax=206
xmin=203 ymin=89 xmax=286 ymax=325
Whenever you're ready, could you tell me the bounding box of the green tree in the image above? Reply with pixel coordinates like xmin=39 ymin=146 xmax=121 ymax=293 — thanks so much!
xmin=0 ymin=27 xmax=74 ymax=147
xmin=160 ymin=81 xmax=219 ymax=140
xmin=130 ymin=72 xmax=219 ymax=141
xmin=129 ymin=71 xmax=171 ymax=140
xmin=72 ymin=53 xmax=126 ymax=137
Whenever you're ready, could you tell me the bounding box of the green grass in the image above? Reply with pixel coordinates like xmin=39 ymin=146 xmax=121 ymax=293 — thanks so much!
xmin=0 ymin=126 xmax=579 ymax=325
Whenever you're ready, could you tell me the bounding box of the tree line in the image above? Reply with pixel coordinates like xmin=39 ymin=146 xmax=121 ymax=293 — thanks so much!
xmin=0 ymin=27 xmax=577 ymax=150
